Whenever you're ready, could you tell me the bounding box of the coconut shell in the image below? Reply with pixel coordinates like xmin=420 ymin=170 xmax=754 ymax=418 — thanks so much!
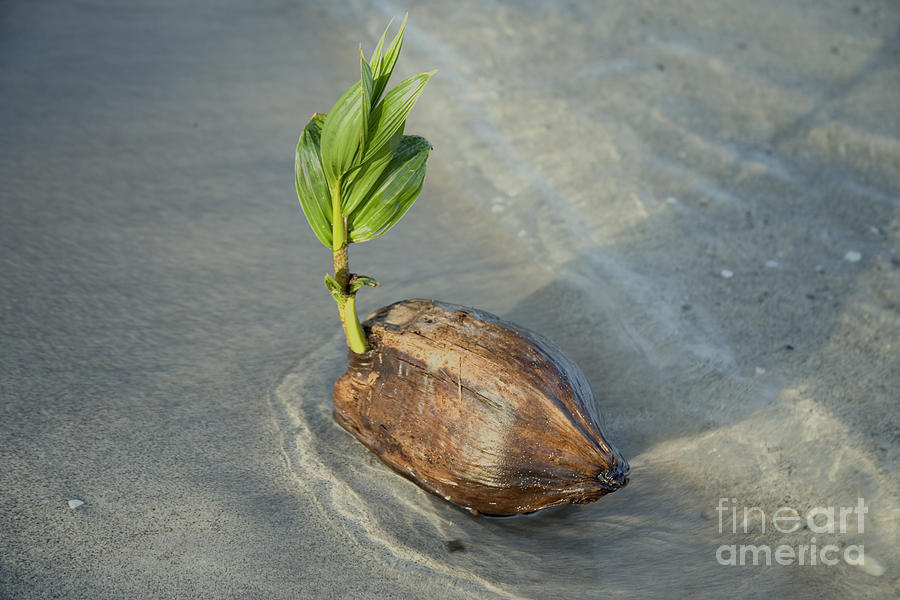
xmin=333 ymin=299 xmax=629 ymax=516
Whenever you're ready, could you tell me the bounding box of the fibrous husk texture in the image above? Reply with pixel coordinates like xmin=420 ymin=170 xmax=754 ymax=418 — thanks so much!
xmin=333 ymin=299 xmax=629 ymax=516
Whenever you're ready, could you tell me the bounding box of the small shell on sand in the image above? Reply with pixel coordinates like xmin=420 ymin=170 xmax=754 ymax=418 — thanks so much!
xmin=844 ymin=251 xmax=862 ymax=263
xmin=68 ymin=499 xmax=84 ymax=509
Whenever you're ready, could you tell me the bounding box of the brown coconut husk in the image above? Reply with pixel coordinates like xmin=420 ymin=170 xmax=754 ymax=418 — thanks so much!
xmin=333 ymin=299 xmax=629 ymax=516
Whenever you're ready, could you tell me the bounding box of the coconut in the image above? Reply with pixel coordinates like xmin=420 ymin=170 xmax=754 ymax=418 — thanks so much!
xmin=333 ymin=299 xmax=629 ymax=516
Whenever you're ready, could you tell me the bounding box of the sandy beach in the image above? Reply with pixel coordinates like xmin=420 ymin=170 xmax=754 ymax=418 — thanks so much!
xmin=2 ymin=1 xmax=898 ymax=598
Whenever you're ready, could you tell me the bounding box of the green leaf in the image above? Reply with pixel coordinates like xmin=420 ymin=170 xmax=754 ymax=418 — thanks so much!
xmin=359 ymin=50 xmax=373 ymax=152
xmin=324 ymin=273 xmax=343 ymax=294
xmin=319 ymin=80 xmax=365 ymax=189
xmin=364 ymin=71 xmax=433 ymax=163
xmin=370 ymin=24 xmax=389 ymax=65
xmin=341 ymin=125 xmax=403 ymax=217
xmin=371 ymin=14 xmax=407 ymax=105
xmin=348 ymin=135 xmax=431 ymax=243
xmin=295 ymin=114 xmax=332 ymax=247
xmin=368 ymin=20 xmax=391 ymax=93
xmin=348 ymin=274 xmax=380 ymax=295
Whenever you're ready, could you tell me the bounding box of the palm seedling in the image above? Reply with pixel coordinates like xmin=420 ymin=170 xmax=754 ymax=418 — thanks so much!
xmin=294 ymin=18 xmax=629 ymax=516
xmin=295 ymin=16 xmax=433 ymax=354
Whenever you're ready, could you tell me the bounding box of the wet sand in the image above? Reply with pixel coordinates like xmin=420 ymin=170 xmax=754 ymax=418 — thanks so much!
xmin=1 ymin=1 xmax=898 ymax=598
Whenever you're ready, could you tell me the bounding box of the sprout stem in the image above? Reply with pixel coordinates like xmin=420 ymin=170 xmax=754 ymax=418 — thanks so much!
xmin=331 ymin=181 xmax=368 ymax=354
xmin=340 ymin=293 xmax=367 ymax=353
xmin=333 ymin=242 xmax=349 ymax=289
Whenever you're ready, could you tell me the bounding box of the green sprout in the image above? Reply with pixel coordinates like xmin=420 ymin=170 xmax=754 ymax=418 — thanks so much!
xmin=295 ymin=17 xmax=434 ymax=354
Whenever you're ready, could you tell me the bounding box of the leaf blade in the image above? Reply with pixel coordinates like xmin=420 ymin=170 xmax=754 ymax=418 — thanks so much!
xmin=368 ymin=19 xmax=392 ymax=88
xmin=371 ymin=14 xmax=407 ymax=104
xmin=319 ymin=80 xmax=364 ymax=189
xmin=342 ymin=124 xmax=404 ymax=217
xmin=295 ymin=113 xmax=333 ymax=247
xmin=348 ymin=135 xmax=431 ymax=243
xmin=364 ymin=71 xmax=433 ymax=163
xmin=359 ymin=50 xmax=373 ymax=152
xmin=348 ymin=274 xmax=380 ymax=295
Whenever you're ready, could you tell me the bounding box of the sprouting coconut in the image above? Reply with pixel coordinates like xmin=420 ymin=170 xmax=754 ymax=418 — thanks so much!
xmin=295 ymin=17 xmax=628 ymax=516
